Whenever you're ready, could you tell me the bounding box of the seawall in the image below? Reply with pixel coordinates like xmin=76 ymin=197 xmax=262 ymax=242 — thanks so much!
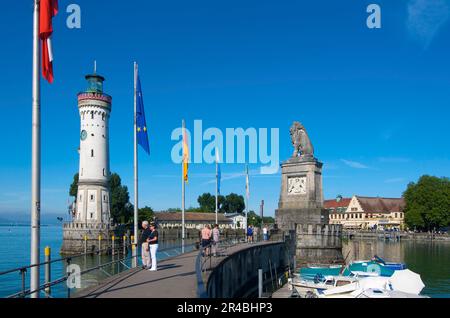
xmin=206 ymin=241 xmax=293 ymax=298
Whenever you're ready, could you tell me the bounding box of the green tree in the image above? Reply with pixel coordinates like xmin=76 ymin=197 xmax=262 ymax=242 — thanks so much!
xmin=69 ymin=173 xmax=79 ymax=199
xmin=246 ymin=211 xmax=275 ymax=227
xmin=138 ymin=206 xmax=154 ymax=225
xmin=197 ymin=193 xmax=225 ymax=212
xmin=403 ymin=175 xmax=450 ymax=231
xmin=109 ymin=173 xmax=133 ymax=224
xmin=222 ymin=193 xmax=245 ymax=214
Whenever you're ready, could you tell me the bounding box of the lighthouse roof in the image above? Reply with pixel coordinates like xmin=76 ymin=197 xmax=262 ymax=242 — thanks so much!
xmin=84 ymin=73 xmax=105 ymax=94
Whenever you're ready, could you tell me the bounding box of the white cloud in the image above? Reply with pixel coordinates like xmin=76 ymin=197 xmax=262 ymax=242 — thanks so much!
xmin=340 ymin=159 xmax=370 ymax=169
xmin=407 ymin=0 xmax=450 ymax=48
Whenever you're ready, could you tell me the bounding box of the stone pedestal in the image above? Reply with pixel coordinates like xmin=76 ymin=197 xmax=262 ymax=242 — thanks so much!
xmin=60 ymin=222 xmax=114 ymax=255
xmin=275 ymin=156 xmax=343 ymax=266
xmin=276 ymin=157 xmax=328 ymax=229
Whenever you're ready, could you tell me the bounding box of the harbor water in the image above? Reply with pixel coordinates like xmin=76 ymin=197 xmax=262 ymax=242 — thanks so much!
xmin=0 ymin=225 xmax=197 ymax=298
xmin=0 ymin=225 xmax=449 ymax=298
xmin=342 ymin=239 xmax=450 ymax=298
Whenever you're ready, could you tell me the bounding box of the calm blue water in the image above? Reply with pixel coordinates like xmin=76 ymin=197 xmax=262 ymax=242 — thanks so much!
xmin=342 ymin=239 xmax=450 ymax=298
xmin=1 ymin=226 xmax=449 ymax=298
xmin=0 ymin=225 xmax=197 ymax=298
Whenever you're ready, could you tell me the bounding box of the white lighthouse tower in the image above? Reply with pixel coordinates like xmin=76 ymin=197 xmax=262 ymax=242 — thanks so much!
xmin=61 ymin=71 xmax=113 ymax=254
xmin=75 ymin=73 xmax=112 ymax=224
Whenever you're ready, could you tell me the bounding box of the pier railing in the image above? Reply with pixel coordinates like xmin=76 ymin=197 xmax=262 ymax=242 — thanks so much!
xmin=0 ymin=238 xmax=199 ymax=298
xmin=195 ymin=233 xmax=286 ymax=298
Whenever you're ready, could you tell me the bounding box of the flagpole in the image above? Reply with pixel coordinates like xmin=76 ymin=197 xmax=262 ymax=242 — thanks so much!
xmin=133 ymin=62 xmax=138 ymax=264
xmin=30 ymin=0 xmax=41 ymax=298
xmin=181 ymin=119 xmax=186 ymax=253
xmin=215 ymin=159 xmax=218 ymax=225
xmin=245 ymin=164 xmax=249 ymax=236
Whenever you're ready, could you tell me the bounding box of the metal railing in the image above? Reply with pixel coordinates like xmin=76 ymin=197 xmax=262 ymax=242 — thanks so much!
xmin=1 ymin=238 xmax=200 ymax=298
xmin=195 ymin=233 xmax=289 ymax=298
xmin=195 ymin=236 xmax=251 ymax=298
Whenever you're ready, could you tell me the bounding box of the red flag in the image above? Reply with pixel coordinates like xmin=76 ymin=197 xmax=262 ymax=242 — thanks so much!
xmin=39 ymin=0 xmax=58 ymax=83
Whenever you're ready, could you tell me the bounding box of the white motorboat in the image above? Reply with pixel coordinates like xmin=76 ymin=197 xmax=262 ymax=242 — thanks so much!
xmin=291 ymin=274 xmax=357 ymax=294
xmin=314 ymin=269 xmax=426 ymax=298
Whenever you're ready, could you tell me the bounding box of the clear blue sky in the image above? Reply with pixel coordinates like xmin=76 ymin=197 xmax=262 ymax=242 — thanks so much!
xmin=0 ymin=0 xmax=449 ymax=219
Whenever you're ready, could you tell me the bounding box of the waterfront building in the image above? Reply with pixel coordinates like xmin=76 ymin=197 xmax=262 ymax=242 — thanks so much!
xmin=61 ymin=71 xmax=114 ymax=254
xmin=223 ymin=213 xmax=246 ymax=229
xmin=327 ymin=195 xmax=405 ymax=230
xmin=154 ymin=212 xmax=234 ymax=229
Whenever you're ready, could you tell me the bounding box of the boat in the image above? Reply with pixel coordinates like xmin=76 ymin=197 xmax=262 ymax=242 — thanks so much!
xmin=372 ymin=255 xmax=407 ymax=271
xmin=314 ymin=269 xmax=426 ymax=298
xmin=299 ymin=255 xmax=406 ymax=279
xmin=291 ymin=273 xmax=358 ymax=294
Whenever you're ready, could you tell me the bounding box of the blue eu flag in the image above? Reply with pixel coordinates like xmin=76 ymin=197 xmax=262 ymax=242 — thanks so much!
xmin=136 ymin=76 xmax=149 ymax=154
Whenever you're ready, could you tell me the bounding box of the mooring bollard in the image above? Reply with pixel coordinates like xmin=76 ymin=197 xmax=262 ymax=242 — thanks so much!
xmin=112 ymin=235 xmax=115 ymax=256
xmin=258 ymin=269 xmax=263 ymax=298
xmin=98 ymin=235 xmax=102 ymax=255
xmin=131 ymin=239 xmax=137 ymax=268
xmin=44 ymin=246 xmax=51 ymax=297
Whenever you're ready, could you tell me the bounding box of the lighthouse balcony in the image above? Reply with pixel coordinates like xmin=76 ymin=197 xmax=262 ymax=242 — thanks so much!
xmin=77 ymin=92 xmax=112 ymax=104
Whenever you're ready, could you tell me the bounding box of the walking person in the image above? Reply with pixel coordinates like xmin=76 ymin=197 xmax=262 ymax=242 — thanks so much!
xmin=212 ymin=224 xmax=220 ymax=257
xmin=140 ymin=221 xmax=151 ymax=269
xmin=201 ymin=224 xmax=212 ymax=256
xmin=247 ymin=225 xmax=253 ymax=243
xmin=148 ymin=222 xmax=159 ymax=271
xmin=263 ymin=225 xmax=269 ymax=241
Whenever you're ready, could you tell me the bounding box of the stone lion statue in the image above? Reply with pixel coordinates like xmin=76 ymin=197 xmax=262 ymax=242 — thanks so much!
xmin=290 ymin=121 xmax=314 ymax=158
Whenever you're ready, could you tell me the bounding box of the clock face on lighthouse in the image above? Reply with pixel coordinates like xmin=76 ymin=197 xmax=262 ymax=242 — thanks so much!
xmin=80 ymin=130 xmax=87 ymax=141
xmin=287 ymin=176 xmax=306 ymax=195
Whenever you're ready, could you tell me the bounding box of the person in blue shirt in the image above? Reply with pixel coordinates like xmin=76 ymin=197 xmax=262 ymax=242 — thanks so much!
xmin=247 ymin=225 xmax=253 ymax=243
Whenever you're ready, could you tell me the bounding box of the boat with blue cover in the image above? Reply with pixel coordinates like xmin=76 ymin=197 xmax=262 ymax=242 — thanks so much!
xmin=299 ymin=255 xmax=407 ymax=279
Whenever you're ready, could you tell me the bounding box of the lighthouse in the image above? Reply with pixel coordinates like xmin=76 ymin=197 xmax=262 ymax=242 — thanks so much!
xmin=75 ymin=73 xmax=112 ymax=224
xmin=61 ymin=71 xmax=114 ymax=254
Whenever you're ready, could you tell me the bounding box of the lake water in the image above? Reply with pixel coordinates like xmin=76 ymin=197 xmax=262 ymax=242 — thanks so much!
xmin=342 ymin=239 xmax=450 ymax=298
xmin=0 ymin=225 xmax=197 ymax=298
xmin=0 ymin=225 xmax=449 ymax=298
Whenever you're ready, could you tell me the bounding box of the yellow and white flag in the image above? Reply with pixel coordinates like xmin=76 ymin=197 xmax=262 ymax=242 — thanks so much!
xmin=182 ymin=122 xmax=189 ymax=183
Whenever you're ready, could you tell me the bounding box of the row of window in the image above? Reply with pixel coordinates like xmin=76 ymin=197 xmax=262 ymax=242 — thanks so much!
xmin=80 ymin=168 xmax=107 ymax=177
xmin=78 ymin=194 xmax=109 ymax=202
xmin=82 ymin=111 xmax=107 ymax=121
xmin=330 ymin=212 xmax=404 ymax=220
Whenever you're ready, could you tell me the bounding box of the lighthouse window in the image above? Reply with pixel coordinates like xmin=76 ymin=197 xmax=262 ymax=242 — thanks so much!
xmin=91 ymin=133 xmax=94 ymax=136
xmin=91 ymin=149 xmax=94 ymax=157
xmin=102 ymin=113 xmax=105 ymax=121
xmin=103 ymin=168 xmax=105 ymax=176
xmin=91 ymin=111 xmax=94 ymax=119
xmin=90 ymin=194 xmax=94 ymax=201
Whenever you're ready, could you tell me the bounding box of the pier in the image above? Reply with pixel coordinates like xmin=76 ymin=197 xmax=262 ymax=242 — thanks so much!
xmin=75 ymin=239 xmax=291 ymax=298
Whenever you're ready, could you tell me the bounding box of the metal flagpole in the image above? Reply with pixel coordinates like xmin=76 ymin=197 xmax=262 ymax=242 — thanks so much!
xmin=30 ymin=0 xmax=41 ymax=298
xmin=215 ymin=156 xmax=218 ymax=225
xmin=245 ymin=164 xmax=249 ymax=235
xmin=181 ymin=119 xmax=186 ymax=253
xmin=133 ymin=62 xmax=138 ymax=266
